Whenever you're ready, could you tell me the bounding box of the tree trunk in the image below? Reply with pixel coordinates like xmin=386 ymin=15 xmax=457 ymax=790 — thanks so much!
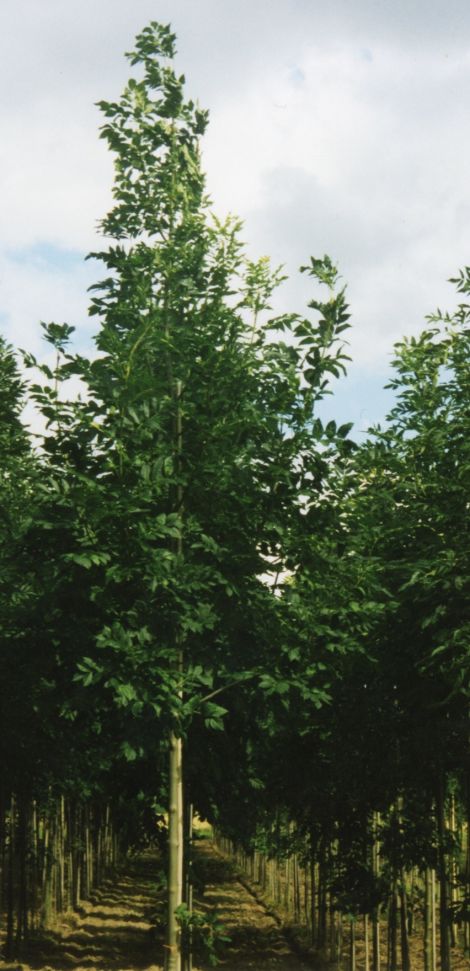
xmin=41 ymin=807 xmax=53 ymax=927
xmin=372 ymin=812 xmax=381 ymax=971
xmin=436 ymin=785 xmax=451 ymax=971
xmin=293 ymin=852 xmax=300 ymax=921
xmin=166 ymin=730 xmax=184 ymax=971
xmin=349 ymin=917 xmax=356 ymax=971
xmin=83 ymin=811 xmax=89 ymax=899
xmin=317 ymin=837 xmax=328 ymax=951
xmin=5 ymin=794 xmax=15 ymax=957
xmin=431 ymin=868 xmax=437 ymax=971
xmin=16 ymin=797 xmax=28 ymax=948
xmin=30 ymin=800 xmax=39 ymax=930
xmin=72 ymin=804 xmax=82 ymax=910
xmin=165 ymin=376 xmax=184 ymax=971
xmin=336 ymin=914 xmax=343 ymax=966
xmin=310 ymin=843 xmax=317 ymax=947
xmin=449 ymin=793 xmax=458 ymax=947
xmin=425 ymin=867 xmax=436 ymax=971
xmin=465 ymin=783 xmax=470 ymax=955
xmin=57 ymin=795 xmax=65 ymax=913
xmin=0 ymin=788 xmax=6 ymax=920
xmin=304 ymin=859 xmax=309 ymax=927
xmin=364 ymin=914 xmax=370 ymax=971
xmin=400 ymin=875 xmax=411 ymax=971
xmin=388 ymin=886 xmax=398 ymax=971
xmin=183 ymin=800 xmax=194 ymax=971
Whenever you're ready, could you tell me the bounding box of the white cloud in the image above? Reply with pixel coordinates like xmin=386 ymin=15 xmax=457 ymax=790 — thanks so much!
xmin=202 ymin=40 xmax=470 ymax=380
xmin=1 ymin=0 xmax=470 ymax=428
xmin=0 ymin=250 xmax=96 ymax=355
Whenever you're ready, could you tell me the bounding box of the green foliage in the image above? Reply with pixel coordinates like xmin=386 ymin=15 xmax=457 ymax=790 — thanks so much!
xmin=5 ymin=22 xmax=469 ymax=959
xmin=0 ymin=26 xmax=358 ymax=907
xmin=175 ymin=903 xmax=231 ymax=966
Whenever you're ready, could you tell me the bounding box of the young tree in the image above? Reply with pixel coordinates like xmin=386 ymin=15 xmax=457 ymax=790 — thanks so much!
xmin=24 ymin=22 xmax=351 ymax=970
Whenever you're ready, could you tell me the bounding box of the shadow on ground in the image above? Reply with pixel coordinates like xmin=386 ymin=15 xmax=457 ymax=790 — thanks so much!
xmin=10 ymin=855 xmax=164 ymax=971
xmin=194 ymin=843 xmax=308 ymax=971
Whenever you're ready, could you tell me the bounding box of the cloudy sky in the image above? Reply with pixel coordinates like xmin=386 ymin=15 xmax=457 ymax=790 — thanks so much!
xmin=2 ymin=0 xmax=470 ymax=433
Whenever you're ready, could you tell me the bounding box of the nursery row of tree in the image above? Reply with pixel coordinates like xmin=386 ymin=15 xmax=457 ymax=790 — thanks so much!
xmin=210 ymin=299 xmax=470 ymax=971
xmin=210 ymin=275 xmax=470 ymax=971
xmin=0 ymin=21 xmax=468 ymax=971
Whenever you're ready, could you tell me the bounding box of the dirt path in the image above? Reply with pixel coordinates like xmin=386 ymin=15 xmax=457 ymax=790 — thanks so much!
xmin=0 ymin=845 xmax=308 ymax=971
xmin=0 ymin=855 xmax=161 ymax=971
xmin=195 ymin=843 xmax=308 ymax=971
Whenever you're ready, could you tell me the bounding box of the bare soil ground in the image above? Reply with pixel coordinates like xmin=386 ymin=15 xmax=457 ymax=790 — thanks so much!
xmin=216 ymin=848 xmax=470 ymax=971
xmin=7 ymin=841 xmax=464 ymax=971
xmin=0 ymin=855 xmax=161 ymax=971
xmin=0 ymin=844 xmax=308 ymax=971
xmin=195 ymin=842 xmax=309 ymax=971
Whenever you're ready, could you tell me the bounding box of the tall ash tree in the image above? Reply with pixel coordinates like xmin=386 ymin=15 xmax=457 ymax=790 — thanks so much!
xmin=8 ymin=17 xmax=470 ymax=971
xmin=24 ymin=22 xmax=353 ymax=971
xmin=204 ymin=268 xmax=470 ymax=971
xmin=0 ymin=337 xmax=33 ymax=809
xmin=357 ymin=280 xmax=470 ymax=971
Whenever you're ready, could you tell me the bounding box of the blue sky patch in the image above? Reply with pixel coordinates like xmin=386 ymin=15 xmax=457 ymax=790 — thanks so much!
xmin=6 ymin=242 xmax=87 ymax=274
xmin=288 ymin=66 xmax=306 ymax=87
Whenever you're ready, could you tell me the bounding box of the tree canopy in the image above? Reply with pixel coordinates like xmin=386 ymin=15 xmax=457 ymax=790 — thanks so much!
xmin=0 ymin=20 xmax=468 ymax=971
